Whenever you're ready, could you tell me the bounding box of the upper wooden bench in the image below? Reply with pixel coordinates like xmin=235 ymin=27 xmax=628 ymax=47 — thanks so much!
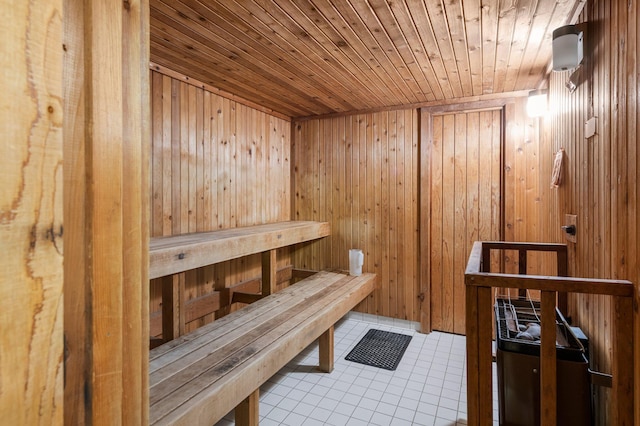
xmin=149 ymin=270 xmax=376 ymax=426
xmin=149 ymin=221 xmax=330 ymax=279
xmin=149 ymin=221 xmax=330 ymax=341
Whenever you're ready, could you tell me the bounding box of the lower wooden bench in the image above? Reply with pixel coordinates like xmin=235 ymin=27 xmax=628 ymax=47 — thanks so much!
xmin=149 ymin=271 xmax=376 ymax=425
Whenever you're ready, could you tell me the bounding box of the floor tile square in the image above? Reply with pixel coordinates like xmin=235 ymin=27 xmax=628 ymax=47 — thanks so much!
xmin=326 ymin=412 xmax=350 ymax=425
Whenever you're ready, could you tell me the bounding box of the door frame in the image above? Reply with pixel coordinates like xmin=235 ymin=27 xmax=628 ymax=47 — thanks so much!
xmin=419 ymin=98 xmax=523 ymax=333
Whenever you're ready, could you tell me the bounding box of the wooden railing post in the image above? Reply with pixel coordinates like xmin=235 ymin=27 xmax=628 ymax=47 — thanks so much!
xmin=481 ymin=246 xmax=491 ymax=273
xmin=518 ymin=249 xmax=528 ymax=298
xmin=611 ymin=296 xmax=634 ymax=425
xmin=540 ymin=291 xmax=557 ymax=426
xmin=465 ymin=261 xmax=494 ymax=426
xmin=465 ymin=283 xmax=480 ymax=426
xmin=556 ymin=246 xmax=568 ymax=314
xmin=478 ymin=286 xmax=494 ymax=425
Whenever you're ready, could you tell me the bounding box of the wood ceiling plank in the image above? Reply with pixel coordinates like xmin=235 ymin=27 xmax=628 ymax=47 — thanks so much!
xmin=272 ymin=0 xmax=388 ymax=103
xmin=514 ymin=0 xmax=580 ymax=90
xmin=146 ymin=0 xmax=585 ymax=117
xmin=320 ymin=0 xmax=426 ymax=103
xmin=153 ymin=0 xmax=352 ymax=113
xmin=387 ymin=0 xmax=445 ymax=99
xmin=151 ymin=2 xmax=355 ymax=115
xmin=192 ymin=0 xmax=370 ymax=110
xmin=462 ymin=0 xmax=484 ymax=96
xmin=424 ymin=1 xmax=465 ymax=98
xmin=511 ymin=0 xmax=556 ymax=91
xmin=492 ymin=1 xmax=518 ymax=93
xmin=238 ymin=0 xmax=381 ymax=109
xmin=366 ymin=0 xmax=437 ymax=101
xmin=442 ymin=0 xmax=474 ymax=97
xmin=276 ymin=0 xmax=403 ymax=107
xmin=148 ymin=42 xmax=309 ymax=117
xmin=407 ymin=0 xmax=455 ymax=99
xmin=152 ymin=0 xmax=368 ymax=115
xmin=230 ymin=0 xmax=381 ymax=110
xmin=346 ymin=0 xmax=426 ymax=103
xmin=481 ymin=0 xmax=500 ymax=94
xmin=151 ymin=32 xmax=320 ymax=117
xmin=501 ymin=0 xmax=539 ymax=92
xmin=150 ymin=38 xmax=314 ymax=117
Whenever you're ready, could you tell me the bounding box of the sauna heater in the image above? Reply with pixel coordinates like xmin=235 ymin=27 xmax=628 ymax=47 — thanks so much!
xmin=494 ymin=296 xmax=592 ymax=426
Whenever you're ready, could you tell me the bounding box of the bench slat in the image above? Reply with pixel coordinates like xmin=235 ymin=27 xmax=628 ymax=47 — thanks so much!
xmin=149 ymin=271 xmax=343 ymax=368
xmin=150 ymin=273 xmax=359 ymax=403
xmin=149 ymin=273 xmax=345 ymax=388
xmin=149 ymin=221 xmax=330 ymax=279
xmin=149 ymin=272 xmax=375 ymax=425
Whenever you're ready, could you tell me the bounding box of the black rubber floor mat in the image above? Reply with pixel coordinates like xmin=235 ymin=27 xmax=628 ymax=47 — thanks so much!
xmin=345 ymin=329 xmax=412 ymax=371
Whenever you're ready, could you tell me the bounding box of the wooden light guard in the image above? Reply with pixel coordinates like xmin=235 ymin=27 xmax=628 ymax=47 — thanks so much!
xmin=465 ymin=241 xmax=635 ymax=426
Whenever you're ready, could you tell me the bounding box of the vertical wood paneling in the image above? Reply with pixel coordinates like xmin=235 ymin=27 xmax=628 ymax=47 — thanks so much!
xmin=122 ymin=1 xmax=150 ymax=423
xmin=538 ymin=1 xmax=639 ymax=423
xmin=441 ymin=113 xmax=456 ymax=332
xmin=430 ymin=114 xmax=444 ymax=331
xmin=61 ymin=0 xmax=87 ymax=422
xmin=453 ymin=113 xmax=468 ymax=335
xmin=2 ymin=1 xmax=63 ymax=424
xmin=63 ymin=0 xmax=150 ymax=423
xmin=428 ymin=109 xmax=502 ymax=334
xmin=149 ymin=69 xmax=292 ymax=333
xmin=293 ymin=111 xmax=420 ymax=321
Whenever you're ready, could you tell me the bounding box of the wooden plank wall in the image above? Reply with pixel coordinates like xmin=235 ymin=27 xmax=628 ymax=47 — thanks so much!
xmin=538 ymin=1 xmax=639 ymax=424
xmin=291 ymin=100 xmax=550 ymax=327
xmin=502 ymin=98 xmax=560 ymax=301
xmin=1 ymin=1 xmax=64 ymax=424
xmin=423 ymin=98 xmax=553 ymax=333
xmin=63 ymin=0 xmax=150 ymax=424
xmin=292 ymin=111 xmax=420 ymax=321
xmin=427 ymin=109 xmax=503 ymax=335
xmin=149 ymin=69 xmax=292 ymax=335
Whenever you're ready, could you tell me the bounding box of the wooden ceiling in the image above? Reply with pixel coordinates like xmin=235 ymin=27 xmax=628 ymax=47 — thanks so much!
xmin=150 ymin=0 xmax=584 ymax=118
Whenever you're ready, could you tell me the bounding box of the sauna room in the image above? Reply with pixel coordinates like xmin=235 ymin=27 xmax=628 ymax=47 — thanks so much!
xmin=2 ymin=0 xmax=639 ymax=425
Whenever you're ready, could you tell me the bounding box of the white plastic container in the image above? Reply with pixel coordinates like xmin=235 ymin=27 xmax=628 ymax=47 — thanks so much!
xmin=349 ymin=249 xmax=364 ymax=276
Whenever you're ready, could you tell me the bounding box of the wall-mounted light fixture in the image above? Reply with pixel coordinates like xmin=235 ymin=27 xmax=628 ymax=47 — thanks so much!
xmin=527 ymin=89 xmax=548 ymax=117
xmin=552 ymin=25 xmax=584 ymax=71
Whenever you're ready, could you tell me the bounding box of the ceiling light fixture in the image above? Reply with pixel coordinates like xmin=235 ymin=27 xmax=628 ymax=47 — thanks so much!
xmin=552 ymin=25 xmax=584 ymax=71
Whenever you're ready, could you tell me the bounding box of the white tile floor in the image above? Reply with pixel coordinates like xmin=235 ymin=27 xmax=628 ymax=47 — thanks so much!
xmin=216 ymin=314 xmax=498 ymax=426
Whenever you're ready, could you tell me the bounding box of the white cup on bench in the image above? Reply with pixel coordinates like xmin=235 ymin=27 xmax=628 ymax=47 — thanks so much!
xmin=349 ymin=249 xmax=364 ymax=276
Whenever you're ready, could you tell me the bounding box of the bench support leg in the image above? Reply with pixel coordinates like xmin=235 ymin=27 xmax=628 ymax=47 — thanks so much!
xmin=162 ymin=275 xmax=181 ymax=341
xmin=235 ymin=389 xmax=259 ymax=426
xmin=261 ymin=249 xmax=277 ymax=296
xmin=318 ymin=325 xmax=335 ymax=372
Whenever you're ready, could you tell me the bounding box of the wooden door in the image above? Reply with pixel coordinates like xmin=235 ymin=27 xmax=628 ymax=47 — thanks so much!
xmin=428 ymin=109 xmax=502 ymax=334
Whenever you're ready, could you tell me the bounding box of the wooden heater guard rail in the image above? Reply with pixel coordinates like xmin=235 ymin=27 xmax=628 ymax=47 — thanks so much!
xmin=465 ymin=241 xmax=635 ymax=426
